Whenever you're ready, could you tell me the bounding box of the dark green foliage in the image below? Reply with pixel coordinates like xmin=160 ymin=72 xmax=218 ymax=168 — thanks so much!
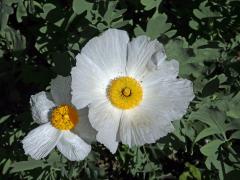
xmin=1 ymin=0 xmax=240 ymax=179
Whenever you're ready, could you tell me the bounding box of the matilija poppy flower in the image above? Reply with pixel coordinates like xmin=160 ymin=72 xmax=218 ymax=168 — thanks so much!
xmin=71 ymin=29 xmax=194 ymax=153
xmin=22 ymin=76 xmax=96 ymax=161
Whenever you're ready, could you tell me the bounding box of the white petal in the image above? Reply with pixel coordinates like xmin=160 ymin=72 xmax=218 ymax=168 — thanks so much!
xmin=88 ymin=99 xmax=122 ymax=154
xmin=126 ymin=36 xmax=163 ymax=80
xmin=142 ymin=77 xmax=194 ymax=122
xmin=50 ymin=75 xmax=71 ymax=105
xmin=146 ymin=43 xmax=167 ymax=71
xmin=143 ymin=60 xmax=180 ymax=87
xmin=160 ymin=79 xmax=195 ymax=120
xmin=119 ymin=108 xmax=174 ymax=147
xmin=71 ymin=53 xmax=108 ymax=109
xmin=81 ymin=29 xmax=129 ymax=78
xmin=22 ymin=123 xmax=61 ymax=160
xmin=30 ymin=91 xmax=55 ymax=124
xmin=73 ymin=108 xmax=97 ymax=143
xmin=57 ymin=131 xmax=91 ymax=161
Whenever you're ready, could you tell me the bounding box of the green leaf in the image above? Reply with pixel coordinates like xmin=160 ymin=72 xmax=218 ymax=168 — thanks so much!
xmin=172 ymin=120 xmax=186 ymax=143
xmin=202 ymin=77 xmax=219 ymax=97
xmin=141 ymin=0 xmax=162 ymax=11
xmin=103 ymin=1 xmax=118 ymax=24
xmin=189 ymin=20 xmax=199 ymax=30
xmin=227 ymin=107 xmax=240 ymax=119
xmin=200 ymin=139 xmax=223 ymax=156
xmin=16 ymin=0 xmax=27 ymax=23
xmin=165 ymin=39 xmax=188 ymax=62
xmin=4 ymin=27 xmax=26 ymax=51
xmin=28 ymin=0 xmax=35 ymax=14
xmin=0 ymin=3 xmax=14 ymax=31
xmin=40 ymin=3 xmax=56 ymax=19
xmin=205 ymin=153 xmax=234 ymax=180
xmin=0 ymin=49 xmax=3 ymax=57
xmin=134 ymin=25 xmax=145 ymax=36
xmin=165 ymin=39 xmax=201 ymax=77
xmin=192 ymin=48 xmax=220 ymax=63
xmin=0 ymin=115 xmax=11 ymax=124
xmin=112 ymin=20 xmax=129 ymax=29
xmin=193 ymin=1 xmax=221 ymax=19
xmin=2 ymin=0 xmax=18 ymax=5
xmin=194 ymin=127 xmax=219 ymax=143
xmin=72 ymin=0 xmax=93 ymax=15
xmin=146 ymin=14 xmax=172 ymax=39
xmin=190 ymin=108 xmax=227 ymax=138
xmin=230 ymin=130 xmax=240 ymax=139
xmin=10 ymin=160 xmax=45 ymax=173
xmin=179 ymin=172 xmax=191 ymax=180
xmin=186 ymin=163 xmax=201 ymax=180
xmin=144 ymin=162 xmax=158 ymax=172
xmin=2 ymin=159 xmax=11 ymax=174
xmin=165 ymin=29 xmax=177 ymax=38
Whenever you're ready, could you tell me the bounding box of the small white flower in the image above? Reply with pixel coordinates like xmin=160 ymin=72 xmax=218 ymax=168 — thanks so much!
xmin=71 ymin=29 xmax=194 ymax=153
xmin=22 ymin=75 xmax=96 ymax=161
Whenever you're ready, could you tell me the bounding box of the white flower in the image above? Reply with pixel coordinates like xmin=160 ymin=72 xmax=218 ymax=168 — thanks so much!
xmin=22 ymin=75 xmax=96 ymax=161
xmin=71 ymin=29 xmax=194 ymax=153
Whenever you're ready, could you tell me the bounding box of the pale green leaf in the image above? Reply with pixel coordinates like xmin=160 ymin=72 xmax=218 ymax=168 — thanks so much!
xmin=194 ymin=127 xmax=218 ymax=143
xmin=141 ymin=0 xmax=162 ymax=11
xmin=146 ymin=14 xmax=171 ymax=39
xmin=0 ymin=4 xmax=14 ymax=31
xmin=200 ymin=139 xmax=224 ymax=156
xmin=72 ymin=0 xmax=93 ymax=15
xmin=16 ymin=0 xmax=27 ymax=23
xmin=186 ymin=163 xmax=201 ymax=180
xmin=134 ymin=25 xmax=145 ymax=36
xmin=10 ymin=160 xmax=45 ymax=173
xmin=0 ymin=115 xmax=11 ymax=124
xmin=189 ymin=20 xmax=199 ymax=30
xmin=230 ymin=130 xmax=240 ymax=139
xmin=190 ymin=108 xmax=227 ymax=138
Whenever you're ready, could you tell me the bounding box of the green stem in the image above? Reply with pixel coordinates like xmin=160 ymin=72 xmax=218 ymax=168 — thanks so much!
xmin=65 ymin=13 xmax=77 ymax=31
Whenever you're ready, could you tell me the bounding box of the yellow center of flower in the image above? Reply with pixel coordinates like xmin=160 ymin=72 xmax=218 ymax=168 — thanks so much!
xmin=107 ymin=76 xmax=143 ymax=110
xmin=51 ymin=105 xmax=79 ymax=130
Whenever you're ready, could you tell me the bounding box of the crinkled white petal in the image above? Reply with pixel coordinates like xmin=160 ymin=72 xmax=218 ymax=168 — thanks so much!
xmin=71 ymin=53 xmax=108 ymax=109
xmin=50 ymin=75 xmax=71 ymax=105
xmin=30 ymin=91 xmax=55 ymax=124
xmin=73 ymin=108 xmax=97 ymax=144
xmin=160 ymin=79 xmax=194 ymax=120
xmin=143 ymin=60 xmax=180 ymax=87
xmin=147 ymin=43 xmax=167 ymax=71
xmin=126 ymin=36 xmax=164 ymax=80
xmin=81 ymin=28 xmax=129 ymax=78
xmin=88 ymin=99 xmax=122 ymax=154
xmin=57 ymin=131 xmax=91 ymax=161
xmin=22 ymin=123 xmax=61 ymax=160
xmin=142 ymin=76 xmax=194 ymax=121
xmin=118 ymin=104 xmax=175 ymax=147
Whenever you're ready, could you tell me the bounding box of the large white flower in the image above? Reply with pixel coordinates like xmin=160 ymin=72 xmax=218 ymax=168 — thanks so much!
xmin=71 ymin=29 xmax=194 ymax=153
xmin=22 ymin=75 xmax=96 ymax=161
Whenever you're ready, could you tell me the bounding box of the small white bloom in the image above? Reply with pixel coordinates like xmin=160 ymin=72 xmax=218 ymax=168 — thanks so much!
xmin=22 ymin=75 xmax=96 ymax=161
xmin=71 ymin=29 xmax=194 ymax=153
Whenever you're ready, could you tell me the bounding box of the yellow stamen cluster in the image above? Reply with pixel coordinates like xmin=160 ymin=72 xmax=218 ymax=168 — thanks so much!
xmin=107 ymin=76 xmax=143 ymax=110
xmin=51 ymin=105 xmax=79 ymax=130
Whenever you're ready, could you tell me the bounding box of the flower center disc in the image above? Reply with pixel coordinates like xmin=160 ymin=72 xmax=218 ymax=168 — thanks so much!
xmin=107 ymin=76 xmax=143 ymax=110
xmin=51 ymin=105 xmax=78 ymax=130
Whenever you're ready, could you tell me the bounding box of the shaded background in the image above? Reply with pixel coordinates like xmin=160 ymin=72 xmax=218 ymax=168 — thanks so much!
xmin=1 ymin=0 xmax=240 ymax=179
